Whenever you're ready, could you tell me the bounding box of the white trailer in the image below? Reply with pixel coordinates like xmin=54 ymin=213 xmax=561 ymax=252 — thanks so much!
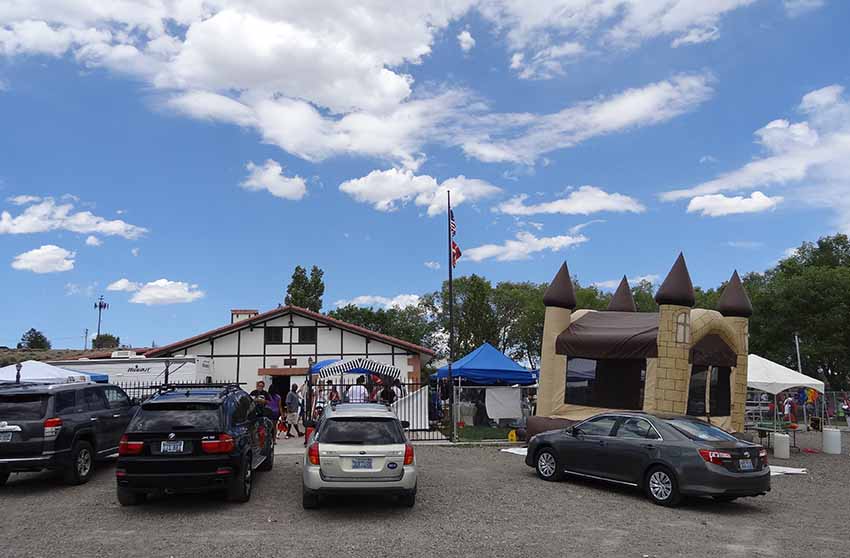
xmin=48 ymin=353 xmax=215 ymax=384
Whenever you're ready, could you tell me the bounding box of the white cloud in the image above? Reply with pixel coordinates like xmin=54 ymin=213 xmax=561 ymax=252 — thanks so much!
xmin=334 ymin=294 xmax=421 ymax=309
xmin=85 ymin=235 xmax=101 ymax=246
xmin=465 ymin=231 xmax=588 ymax=262
xmin=593 ymin=274 xmax=660 ymax=290
xmin=662 ymin=85 xmax=850 ymax=231
xmin=241 ymin=160 xmax=307 ymax=201
xmin=687 ymin=191 xmax=783 ymax=217
xmin=107 ymin=278 xmax=140 ymax=292
xmin=496 ymin=186 xmax=645 ymax=216
xmin=340 ymin=168 xmax=501 ymax=216
xmin=131 ymin=247 xmax=140 ymax=257
xmin=726 ymin=240 xmax=764 ymax=249
xmin=670 ymin=26 xmax=719 ymax=48
xmin=699 ymin=155 xmax=717 ymax=164
xmin=65 ymin=282 xmax=96 ymax=297
xmin=457 ymin=30 xmax=475 ymax=52
xmin=6 ymin=194 xmax=41 ymax=205
xmin=127 ymin=279 xmax=205 ymax=305
xmin=424 ymin=261 xmax=441 ymax=270
xmin=509 ymin=41 xmax=584 ymax=80
xmin=11 ymin=244 xmax=75 ymax=273
xmin=0 ymin=197 xmax=146 ymax=238
xmin=568 ymin=219 xmax=606 ymax=234
xmin=784 ymin=0 xmax=825 ymax=17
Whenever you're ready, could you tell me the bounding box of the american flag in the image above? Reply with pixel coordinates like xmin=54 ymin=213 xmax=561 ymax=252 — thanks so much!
xmin=449 ymin=209 xmax=457 ymax=236
xmin=451 ymin=240 xmax=462 ymax=267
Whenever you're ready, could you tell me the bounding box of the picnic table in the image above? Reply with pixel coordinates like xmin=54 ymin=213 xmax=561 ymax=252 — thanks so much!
xmin=756 ymin=421 xmax=800 ymax=451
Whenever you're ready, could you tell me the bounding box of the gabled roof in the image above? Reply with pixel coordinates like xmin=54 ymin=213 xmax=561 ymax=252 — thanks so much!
xmin=543 ymin=262 xmax=577 ymax=309
xmin=145 ymin=305 xmax=434 ymax=358
xmin=607 ymin=276 xmax=637 ymax=312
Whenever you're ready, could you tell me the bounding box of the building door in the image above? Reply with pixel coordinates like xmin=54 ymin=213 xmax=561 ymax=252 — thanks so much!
xmin=271 ymin=376 xmax=291 ymax=399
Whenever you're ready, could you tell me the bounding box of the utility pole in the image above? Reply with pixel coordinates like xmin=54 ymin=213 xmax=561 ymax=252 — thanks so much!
xmin=794 ymin=332 xmax=803 ymax=374
xmin=94 ymin=295 xmax=109 ymax=347
xmin=83 ymin=328 xmax=89 ymax=350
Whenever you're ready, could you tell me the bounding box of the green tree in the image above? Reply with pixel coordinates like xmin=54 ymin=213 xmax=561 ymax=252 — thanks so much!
xmin=493 ymin=281 xmax=546 ymax=368
xmin=18 ymin=328 xmax=51 ymax=350
xmin=92 ymin=333 xmax=120 ymax=350
xmin=632 ymin=280 xmax=658 ymax=312
xmin=423 ymin=275 xmax=499 ymax=360
xmin=285 ymin=265 xmax=325 ymax=312
xmin=328 ymin=303 xmax=435 ymax=349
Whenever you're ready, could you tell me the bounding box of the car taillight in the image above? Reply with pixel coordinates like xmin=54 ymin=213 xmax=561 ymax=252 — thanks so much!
xmin=118 ymin=435 xmax=144 ymax=456
xmin=698 ymin=449 xmax=732 ymax=465
xmin=404 ymin=443 xmax=414 ymax=465
xmin=43 ymin=417 xmax=62 ymax=439
xmin=201 ymin=434 xmax=235 ymax=454
xmin=759 ymin=448 xmax=768 ymax=464
xmin=307 ymin=442 xmax=320 ymax=465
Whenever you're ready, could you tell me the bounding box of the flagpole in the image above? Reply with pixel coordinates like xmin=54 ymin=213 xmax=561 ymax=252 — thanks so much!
xmin=447 ymin=190 xmax=455 ymax=443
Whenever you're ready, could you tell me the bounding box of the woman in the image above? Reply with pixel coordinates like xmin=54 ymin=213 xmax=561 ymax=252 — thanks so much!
xmin=266 ymin=386 xmax=283 ymax=439
xmin=328 ymin=383 xmax=341 ymax=404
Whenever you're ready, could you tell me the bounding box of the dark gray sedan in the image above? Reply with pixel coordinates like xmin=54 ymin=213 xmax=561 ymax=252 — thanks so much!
xmin=525 ymin=412 xmax=770 ymax=506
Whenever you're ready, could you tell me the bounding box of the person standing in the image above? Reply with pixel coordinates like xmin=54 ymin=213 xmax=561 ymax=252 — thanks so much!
xmin=346 ymin=376 xmax=369 ymax=403
xmin=392 ymin=379 xmax=405 ymax=401
xmin=783 ymin=393 xmax=794 ymax=422
xmin=285 ymin=384 xmax=303 ymax=438
xmin=250 ymin=380 xmax=270 ymax=400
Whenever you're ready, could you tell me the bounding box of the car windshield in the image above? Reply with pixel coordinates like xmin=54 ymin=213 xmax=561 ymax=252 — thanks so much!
xmin=665 ymin=418 xmax=738 ymax=442
xmin=0 ymin=394 xmax=48 ymax=420
xmin=129 ymin=402 xmax=222 ymax=432
xmin=320 ymin=417 xmax=404 ymax=445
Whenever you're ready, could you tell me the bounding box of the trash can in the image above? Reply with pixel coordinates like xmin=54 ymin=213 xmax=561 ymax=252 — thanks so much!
xmin=823 ymin=427 xmax=842 ymax=455
xmin=773 ymin=433 xmax=790 ymax=459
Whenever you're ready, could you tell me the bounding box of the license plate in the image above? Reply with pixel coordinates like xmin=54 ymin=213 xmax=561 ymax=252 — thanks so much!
xmin=0 ymin=433 xmax=11 ymax=443
xmin=161 ymin=441 xmax=184 ymax=453
xmin=738 ymin=459 xmax=754 ymax=471
xmin=351 ymin=457 xmax=372 ymax=469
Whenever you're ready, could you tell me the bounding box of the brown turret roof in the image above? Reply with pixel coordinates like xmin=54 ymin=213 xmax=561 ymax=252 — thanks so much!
xmin=543 ymin=262 xmax=577 ymax=310
xmin=654 ymin=252 xmax=695 ymax=307
xmin=607 ymin=276 xmax=637 ymax=312
xmin=717 ymin=270 xmax=753 ymax=318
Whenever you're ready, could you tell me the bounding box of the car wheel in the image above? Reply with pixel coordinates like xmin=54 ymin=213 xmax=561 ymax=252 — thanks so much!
xmin=302 ymin=487 xmax=320 ymax=509
xmin=535 ymin=448 xmax=562 ymax=481
xmin=645 ymin=466 xmax=681 ymax=507
xmin=0 ymin=472 xmax=10 ymax=486
xmin=117 ymin=487 xmax=146 ymax=507
xmin=63 ymin=440 xmax=95 ymax=485
xmin=226 ymin=454 xmax=252 ymax=503
xmin=399 ymin=490 xmax=416 ymax=508
xmin=713 ymin=495 xmax=738 ymax=503
xmin=257 ymin=444 xmax=274 ymax=472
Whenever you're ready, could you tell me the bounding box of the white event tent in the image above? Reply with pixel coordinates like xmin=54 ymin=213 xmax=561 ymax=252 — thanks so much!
xmin=747 ymin=354 xmax=824 ymax=395
xmin=0 ymin=360 xmax=89 ymax=384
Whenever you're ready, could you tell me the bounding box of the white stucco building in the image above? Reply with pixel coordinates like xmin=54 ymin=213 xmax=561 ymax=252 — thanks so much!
xmin=145 ymin=305 xmax=434 ymax=390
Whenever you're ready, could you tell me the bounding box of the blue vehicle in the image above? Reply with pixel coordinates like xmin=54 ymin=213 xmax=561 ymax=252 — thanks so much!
xmin=115 ymin=383 xmax=275 ymax=506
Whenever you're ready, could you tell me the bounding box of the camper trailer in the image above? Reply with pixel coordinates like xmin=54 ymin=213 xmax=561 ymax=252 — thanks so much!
xmin=49 ymin=352 xmax=215 ymax=384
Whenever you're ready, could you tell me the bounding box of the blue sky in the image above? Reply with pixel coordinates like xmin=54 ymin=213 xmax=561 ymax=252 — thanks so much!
xmin=1 ymin=0 xmax=848 ymax=349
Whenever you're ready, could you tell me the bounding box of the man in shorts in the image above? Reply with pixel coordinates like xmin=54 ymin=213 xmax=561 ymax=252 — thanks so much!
xmin=285 ymin=383 xmax=303 ymax=438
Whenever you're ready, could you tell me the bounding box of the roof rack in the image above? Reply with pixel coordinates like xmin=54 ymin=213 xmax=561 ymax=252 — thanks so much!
xmin=156 ymin=382 xmax=244 ymax=395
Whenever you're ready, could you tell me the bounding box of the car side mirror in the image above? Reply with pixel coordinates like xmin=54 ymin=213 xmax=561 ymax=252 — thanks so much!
xmin=401 ymin=420 xmax=410 ymax=429
xmin=571 ymin=427 xmax=581 ymax=437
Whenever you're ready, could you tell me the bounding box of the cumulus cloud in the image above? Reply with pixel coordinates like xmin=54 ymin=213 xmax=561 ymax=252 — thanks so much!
xmin=11 ymin=244 xmax=75 ymax=273
xmin=496 ymin=186 xmax=645 ymax=216
xmin=465 ymin=231 xmax=588 ymax=262
xmin=7 ymin=194 xmax=41 ymax=205
xmin=593 ymin=274 xmax=659 ymax=290
xmin=340 ymin=168 xmax=501 ymax=216
xmin=662 ymin=85 xmax=850 ymax=229
xmin=241 ymin=160 xmax=307 ymax=200
xmin=107 ymin=278 xmax=140 ymax=292
xmin=115 ymin=279 xmax=206 ymax=305
xmin=424 ymin=261 xmax=441 ymax=270
xmin=687 ymin=192 xmax=783 ymax=217
xmin=85 ymin=235 xmax=101 ymax=246
xmin=0 ymin=197 xmax=147 ymax=238
xmin=457 ymin=30 xmax=475 ymax=52
xmin=334 ymin=294 xmax=421 ymax=309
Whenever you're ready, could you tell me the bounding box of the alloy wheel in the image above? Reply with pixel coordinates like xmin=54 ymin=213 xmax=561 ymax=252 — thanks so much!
xmin=77 ymin=448 xmax=92 ymax=477
xmin=537 ymin=452 xmax=556 ymax=478
xmin=649 ymin=471 xmax=672 ymax=501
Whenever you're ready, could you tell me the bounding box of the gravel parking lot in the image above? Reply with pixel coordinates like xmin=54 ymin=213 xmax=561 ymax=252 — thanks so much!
xmin=2 ymin=431 xmax=848 ymax=558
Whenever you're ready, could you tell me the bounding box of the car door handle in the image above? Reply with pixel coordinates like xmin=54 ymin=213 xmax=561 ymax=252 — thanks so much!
xmin=112 ymin=414 xmax=121 ymax=418
xmin=643 ymin=444 xmax=656 ymax=450
xmin=90 ymin=417 xmax=98 ymax=422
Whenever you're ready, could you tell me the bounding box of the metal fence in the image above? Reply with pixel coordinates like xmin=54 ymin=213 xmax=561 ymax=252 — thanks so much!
xmin=451 ymin=384 xmax=535 ymax=442
xmin=114 ymin=379 xmax=448 ymax=441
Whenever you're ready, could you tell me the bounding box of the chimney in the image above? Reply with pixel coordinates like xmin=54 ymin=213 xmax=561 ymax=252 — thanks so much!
xmin=231 ymin=309 xmax=259 ymax=324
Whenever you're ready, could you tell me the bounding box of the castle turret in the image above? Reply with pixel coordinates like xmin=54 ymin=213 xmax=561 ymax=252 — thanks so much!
xmin=718 ymin=270 xmax=752 ymax=431
xmin=537 ymin=262 xmax=576 ymax=416
xmin=645 ymin=253 xmax=696 ymax=414
xmin=607 ymin=276 xmax=637 ymax=312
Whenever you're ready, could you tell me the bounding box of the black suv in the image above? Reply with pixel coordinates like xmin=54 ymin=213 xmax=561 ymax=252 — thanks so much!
xmin=115 ymin=383 xmax=275 ymax=506
xmin=0 ymin=382 xmax=136 ymax=486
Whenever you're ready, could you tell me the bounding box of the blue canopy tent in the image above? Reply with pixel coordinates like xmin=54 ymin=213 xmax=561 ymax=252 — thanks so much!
xmin=435 ymin=343 xmax=538 ymax=385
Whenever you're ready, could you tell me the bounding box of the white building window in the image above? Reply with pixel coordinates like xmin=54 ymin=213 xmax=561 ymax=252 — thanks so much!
xmin=676 ymin=312 xmax=690 ymax=344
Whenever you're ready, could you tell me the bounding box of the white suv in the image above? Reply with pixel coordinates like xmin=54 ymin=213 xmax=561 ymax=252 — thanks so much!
xmin=302 ymin=403 xmax=417 ymax=509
